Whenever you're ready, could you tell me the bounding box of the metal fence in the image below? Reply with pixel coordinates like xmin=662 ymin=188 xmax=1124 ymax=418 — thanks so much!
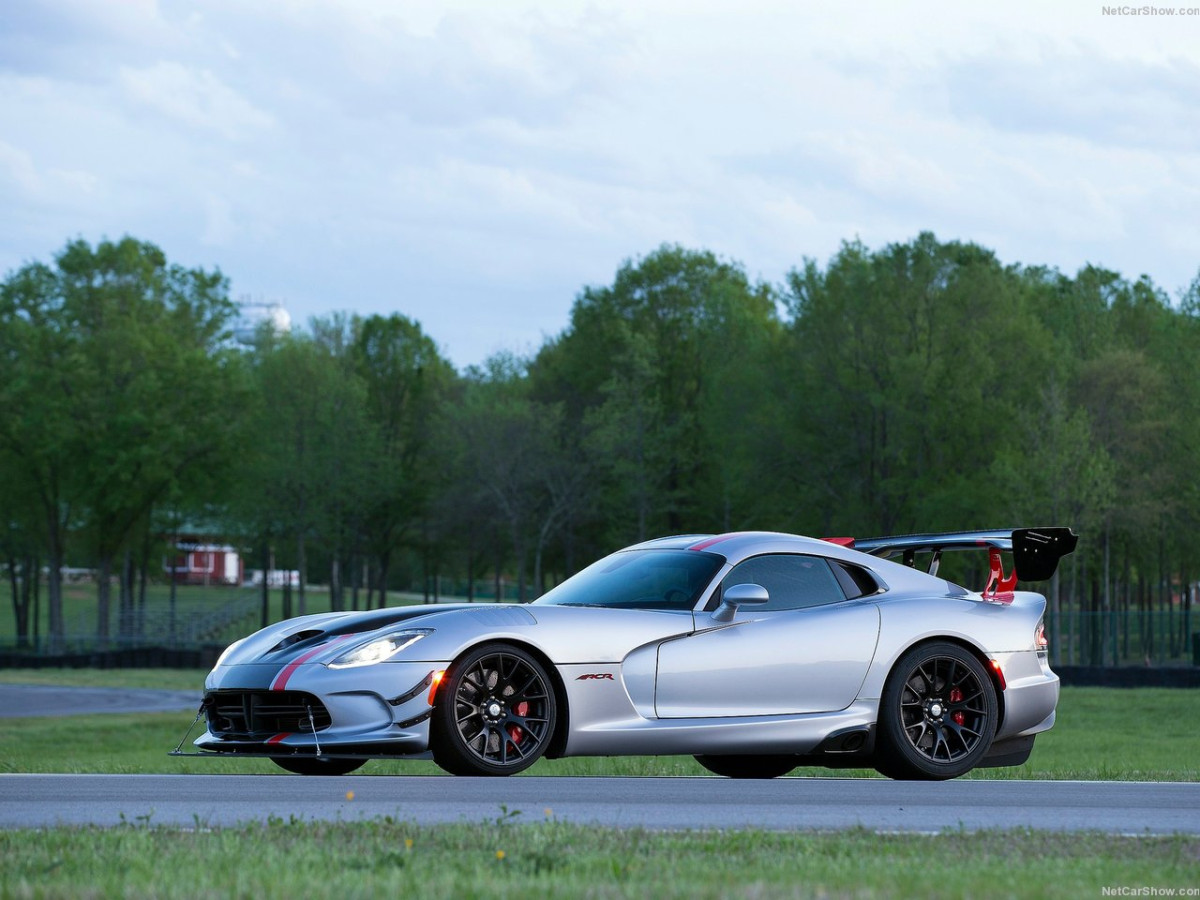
xmin=5 ymin=588 xmax=1198 ymax=669
xmin=1046 ymin=608 xmax=1198 ymax=668
xmin=1 ymin=594 xmax=260 ymax=656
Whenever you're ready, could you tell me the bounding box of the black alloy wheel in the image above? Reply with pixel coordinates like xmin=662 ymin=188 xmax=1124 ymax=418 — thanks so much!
xmin=875 ymin=642 xmax=998 ymax=781
xmin=431 ymin=643 xmax=557 ymax=776
xmin=270 ymin=756 xmax=366 ymax=776
xmin=693 ymin=754 xmax=797 ymax=779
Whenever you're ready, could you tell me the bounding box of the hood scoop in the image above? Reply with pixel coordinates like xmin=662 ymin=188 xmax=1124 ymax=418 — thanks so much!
xmin=268 ymin=629 xmax=325 ymax=655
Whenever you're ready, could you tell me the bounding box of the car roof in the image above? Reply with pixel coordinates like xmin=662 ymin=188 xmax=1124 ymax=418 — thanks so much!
xmin=628 ymin=531 xmax=847 ymax=557
xmin=624 ymin=531 xmax=953 ymax=594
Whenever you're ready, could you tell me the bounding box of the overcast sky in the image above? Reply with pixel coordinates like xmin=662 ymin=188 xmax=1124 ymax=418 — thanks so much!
xmin=2 ymin=1 xmax=1198 ymax=369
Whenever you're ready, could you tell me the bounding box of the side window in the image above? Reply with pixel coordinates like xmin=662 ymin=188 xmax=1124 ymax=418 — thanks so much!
xmin=831 ymin=561 xmax=882 ymax=600
xmin=720 ymin=554 xmax=847 ymax=611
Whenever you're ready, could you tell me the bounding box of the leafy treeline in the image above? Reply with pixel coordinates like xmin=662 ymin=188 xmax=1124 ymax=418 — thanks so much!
xmin=2 ymin=234 xmax=1198 ymax=662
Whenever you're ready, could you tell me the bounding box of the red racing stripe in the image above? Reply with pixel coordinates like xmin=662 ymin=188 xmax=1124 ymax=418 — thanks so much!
xmin=688 ymin=533 xmax=739 ymax=552
xmin=270 ymin=634 xmax=356 ymax=691
xmin=267 ymin=733 xmax=291 ymax=744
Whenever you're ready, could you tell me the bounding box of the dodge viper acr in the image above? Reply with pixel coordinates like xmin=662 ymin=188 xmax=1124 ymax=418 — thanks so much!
xmin=175 ymin=527 xmax=1076 ymax=780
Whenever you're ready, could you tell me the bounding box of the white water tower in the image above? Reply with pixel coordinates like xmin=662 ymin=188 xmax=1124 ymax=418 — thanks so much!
xmin=234 ymin=299 xmax=292 ymax=346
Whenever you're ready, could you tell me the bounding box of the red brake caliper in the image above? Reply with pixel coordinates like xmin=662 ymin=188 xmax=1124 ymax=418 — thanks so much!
xmin=507 ymin=702 xmax=529 ymax=745
xmin=950 ymin=687 xmax=965 ymax=725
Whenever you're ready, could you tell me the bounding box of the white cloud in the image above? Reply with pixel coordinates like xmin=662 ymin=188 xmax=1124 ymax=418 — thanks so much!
xmin=0 ymin=140 xmax=40 ymax=193
xmin=47 ymin=167 xmax=99 ymax=195
xmin=0 ymin=0 xmax=1197 ymax=367
xmin=201 ymin=193 xmax=235 ymax=246
xmin=0 ymin=136 xmax=101 ymax=200
xmin=943 ymin=53 xmax=1200 ymax=153
xmin=0 ymin=0 xmax=179 ymax=80
xmin=118 ymin=62 xmax=273 ymax=139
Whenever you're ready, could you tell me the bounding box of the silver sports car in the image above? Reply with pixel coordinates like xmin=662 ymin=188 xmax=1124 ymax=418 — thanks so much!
xmin=174 ymin=527 xmax=1076 ymax=780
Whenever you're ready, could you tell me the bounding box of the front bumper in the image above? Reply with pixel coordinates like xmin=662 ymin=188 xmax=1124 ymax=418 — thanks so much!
xmin=190 ymin=660 xmax=448 ymax=758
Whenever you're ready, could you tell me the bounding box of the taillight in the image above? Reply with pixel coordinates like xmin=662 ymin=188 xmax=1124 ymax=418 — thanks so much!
xmin=1035 ymin=621 xmax=1048 ymax=651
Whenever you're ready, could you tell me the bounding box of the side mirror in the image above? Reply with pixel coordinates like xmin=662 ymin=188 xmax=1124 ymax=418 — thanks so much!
xmin=711 ymin=582 xmax=769 ymax=623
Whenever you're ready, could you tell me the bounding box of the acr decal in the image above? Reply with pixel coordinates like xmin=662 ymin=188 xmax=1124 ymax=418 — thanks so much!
xmin=576 ymin=673 xmax=615 ymax=681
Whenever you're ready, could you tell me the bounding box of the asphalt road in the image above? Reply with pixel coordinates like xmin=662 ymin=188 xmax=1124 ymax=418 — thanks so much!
xmin=3 ymin=686 xmax=1196 ymax=834
xmin=2 ymin=774 xmax=1197 ymax=833
xmin=1 ymin=684 xmax=201 ymax=718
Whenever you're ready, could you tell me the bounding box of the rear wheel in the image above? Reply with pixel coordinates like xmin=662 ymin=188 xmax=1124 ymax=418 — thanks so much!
xmin=694 ymin=755 xmax=797 ymax=779
xmin=875 ymin=642 xmax=997 ymax=781
xmin=271 ymin=756 xmax=366 ymax=776
xmin=431 ymin=643 xmax=557 ymax=776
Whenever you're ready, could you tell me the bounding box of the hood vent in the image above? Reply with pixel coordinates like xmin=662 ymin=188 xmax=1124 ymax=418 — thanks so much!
xmin=268 ymin=629 xmax=325 ymax=655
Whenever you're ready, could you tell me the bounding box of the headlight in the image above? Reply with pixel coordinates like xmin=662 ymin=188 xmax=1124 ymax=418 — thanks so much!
xmin=328 ymin=629 xmax=434 ymax=669
xmin=214 ymin=638 xmax=246 ymax=668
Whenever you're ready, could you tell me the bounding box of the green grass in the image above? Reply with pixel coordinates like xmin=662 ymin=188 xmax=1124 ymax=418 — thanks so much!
xmin=0 ymin=676 xmax=1197 ymax=780
xmin=987 ymin=686 xmax=1200 ymax=782
xmin=1 ymin=820 xmax=1196 ymax=899
xmin=0 ymin=668 xmax=207 ymax=691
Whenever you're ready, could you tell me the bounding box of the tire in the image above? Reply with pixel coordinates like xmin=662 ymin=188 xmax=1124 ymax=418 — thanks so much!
xmin=271 ymin=756 xmax=366 ymax=776
xmin=694 ymin=755 xmax=797 ymax=779
xmin=431 ymin=643 xmax=557 ymax=776
xmin=875 ymin=642 xmax=998 ymax=781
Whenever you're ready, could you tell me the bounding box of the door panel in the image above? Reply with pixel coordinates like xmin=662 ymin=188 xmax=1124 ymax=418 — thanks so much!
xmin=654 ymin=604 xmax=880 ymax=717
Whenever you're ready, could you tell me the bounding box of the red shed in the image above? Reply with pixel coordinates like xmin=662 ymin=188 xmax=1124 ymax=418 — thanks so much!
xmin=165 ymin=541 xmax=245 ymax=586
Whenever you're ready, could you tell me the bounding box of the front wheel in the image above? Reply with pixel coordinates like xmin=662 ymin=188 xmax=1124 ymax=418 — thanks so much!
xmin=694 ymin=755 xmax=797 ymax=779
xmin=875 ymin=642 xmax=998 ymax=781
xmin=431 ymin=643 xmax=557 ymax=776
xmin=271 ymin=756 xmax=366 ymax=776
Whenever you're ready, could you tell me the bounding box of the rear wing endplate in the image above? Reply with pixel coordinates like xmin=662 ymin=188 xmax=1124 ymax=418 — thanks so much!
xmin=831 ymin=527 xmax=1078 ymax=591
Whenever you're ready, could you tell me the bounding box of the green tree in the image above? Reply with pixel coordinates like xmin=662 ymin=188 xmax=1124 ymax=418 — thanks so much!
xmin=535 ymin=244 xmax=778 ymax=550
xmin=352 ymin=314 xmax=455 ymax=606
xmin=60 ymin=238 xmax=239 ymax=644
xmin=231 ymin=331 xmax=376 ymax=616
xmin=309 ymin=313 xmax=378 ymax=611
xmin=446 ymin=354 xmax=590 ymax=601
xmin=0 ymin=471 xmax=42 ymax=649
xmin=0 ymin=237 xmax=237 ymax=649
xmin=0 ymin=260 xmax=84 ymax=650
xmin=781 ymin=233 xmax=1050 ymax=535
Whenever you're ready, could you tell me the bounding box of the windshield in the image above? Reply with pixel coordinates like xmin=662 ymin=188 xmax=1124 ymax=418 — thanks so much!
xmin=533 ymin=549 xmax=724 ymax=611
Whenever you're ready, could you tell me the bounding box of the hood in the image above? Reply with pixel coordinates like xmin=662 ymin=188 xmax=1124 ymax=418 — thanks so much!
xmin=218 ymin=603 xmax=489 ymax=667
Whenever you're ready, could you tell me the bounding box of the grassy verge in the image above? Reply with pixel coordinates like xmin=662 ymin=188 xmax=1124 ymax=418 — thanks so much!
xmin=0 ymin=668 xmax=207 ymax=691
xmin=2 ymin=820 xmax=1197 ymax=899
xmin=0 ymin=677 xmax=1197 ymax=780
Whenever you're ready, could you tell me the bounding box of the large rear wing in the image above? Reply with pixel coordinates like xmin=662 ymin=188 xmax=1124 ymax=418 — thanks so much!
xmin=826 ymin=527 xmax=1078 ymax=598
